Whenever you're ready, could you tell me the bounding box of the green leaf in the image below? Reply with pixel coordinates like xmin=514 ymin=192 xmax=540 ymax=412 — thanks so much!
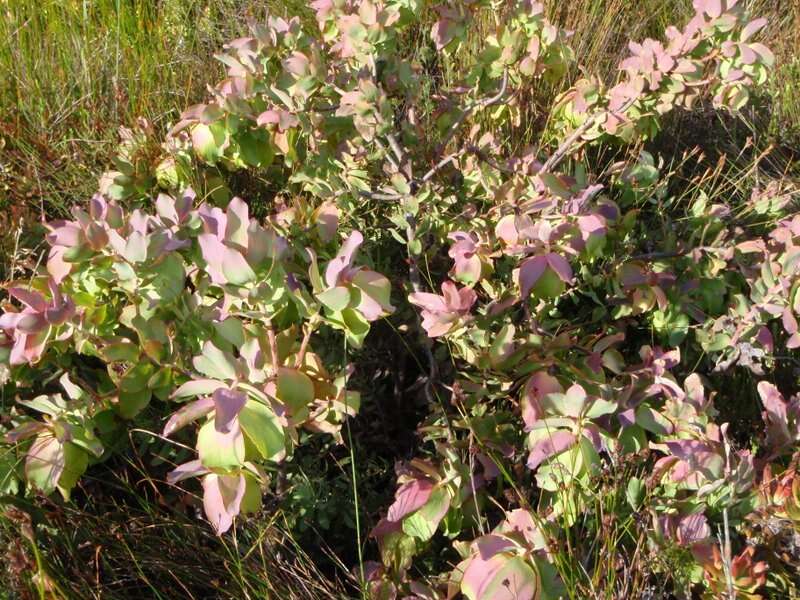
xmin=379 ymin=529 xmax=417 ymax=573
xmin=402 ymin=486 xmax=451 ymax=542
xmin=317 ymin=286 xmax=351 ymax=312
xmin=531 ymin=268 xmax=565 ymax=299
xmin=58 ymin=373 xmax=87 ymax=401
xmin=25 ymin=435 xmax=63 ymax=495
xmin=340 ymin=308 xmax=370 ymax=348
xmin=239 ymin=471 xmax=263 ymax=515
xmin=197 ymin=420 xmax=245 ymax=470
xmin=239 ymin=401 xmax=286 ymax=462
xmin=534 ymin=556 xmax=566 ymax=600
xmin=118 ymin=389 xmax=152 ymax=419
xmin=222 ymin=249 xmax=257 ymax=285
xmin=147 ymin=253 xmax=186 ymax=303
xmin=19 ymin=395 xmax=66 ymax=417
xmin=0 ymin=448 xmax=20 ymax=495
xmin=193 ymin=342 xmax=238 ymax=381
xmin=191 ymin=122 xmax=228 ymax=164
xmin=489 ymin=324 xmax=515 ymax=368
xmin=462 ymin=554 xmax=539 ymax=600
xmin=585 ymin=398 xmax=617 ymax=419
xmin=58 ymin=442 xmax=88 ymax=500
xmin=69 ymin=427 xmax=104 ymax=458
xmin=352 ymin=270 xmax=393 ymax=314
xmin=236 ymin=129 xmax=275 ymax=168
xmin=635 ymin=405 xmax=673 ymax=436
xmin=626 ymin=476 xmax=645 ymax=510
xmin=542 ymin=386 xmax=586 ymax=418
xmin=118 ymin=362 xmax=156 ymax=418
xmin=214 ymin=317 xmax=245 ymax=348
xmin=101 ymin=341 xmax=140 ymax=363
xmin=276 ymin=368 xmax=315 ymax=416
xmin=618 ymin=425 xmax=647 ymax=454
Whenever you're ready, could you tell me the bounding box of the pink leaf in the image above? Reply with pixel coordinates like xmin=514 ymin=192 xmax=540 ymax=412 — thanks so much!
xmin=166 ymin=459 xmax=210 ymax=484
xmin=546 ymin=253 xmax=573 ymax=283
xmin=5 ymin=421 xmax=47 ymax=443
xmin=314 ymin=201 xmax=338 ymax=243
xmin=475 ymin=534 xmax=516 ymax=560
xmin=46 ymin=223 xmax=83 ymax=248
xmin=212 ymin=388 xmax=248 ymax=434
xmin=407 ymin=292 xmax=447 ymax=313
xmin=198 ymin=204 xmax=227 ymax=238
xmin=47 ymin=247 xmax=73 ymax=283
xmin=163 ymin=397 xmax=215 ymax=437
xmin=225 ymin=197 xmax=250 ymax=251
xmin=757 ymin=381 xmax=794 ymax=450
xmin=325 ymin=231 xmax=364 ymax=287
xmin=8 ymin=288 xmax=47 ymax=312
xmin=518 ymin=256 xmax=547 ymax=298
xmin=677 ymin=513 xmax=710 ymax=545
xmin=521 ymin=372 xmax=563 ymax=430
xmin=526 ymin=430 xmax=576 ymax=471
xmin=461 ymin=553 xmax=538 ymax=600
xmin=741 ymin=17 xmax=767 ymax=41
xmin=202 ymin=473 xmax=247 ymax=535
xmin=386 ymin=478 xmax=434 ymax=522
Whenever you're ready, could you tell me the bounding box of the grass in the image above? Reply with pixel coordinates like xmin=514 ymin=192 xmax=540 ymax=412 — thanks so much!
xmin=0 ymin=461 xmax=351 ymax=599
xmin=0 ymin=0 xmax=310 ymax=277
xmin=0 ymin=0 xmax=799 ymax=598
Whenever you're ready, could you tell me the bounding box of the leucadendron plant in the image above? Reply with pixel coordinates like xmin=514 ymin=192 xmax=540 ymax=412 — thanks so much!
xmin=1 ymin=189 xmax=391 ymax=533
xmin=1 ymin=0 xmax=798 ymax=597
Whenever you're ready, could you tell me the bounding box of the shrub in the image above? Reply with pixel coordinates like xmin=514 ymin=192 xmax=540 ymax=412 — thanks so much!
xmin=2 ymin=0 xmax=798 ymax=597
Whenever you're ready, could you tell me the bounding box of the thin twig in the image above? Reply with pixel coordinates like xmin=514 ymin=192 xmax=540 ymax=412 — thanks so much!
xmin=436 ymin=70 xmax=509 ymax=156
xmin=266 ymin=323 xmax=280 ymax=376
xmin=359 ymin=190 xmax=404 ymax=201
xmin=721 ymin=430 xmax=735 ymax=599
xmin=374 ymin=137 xmax=401 ymax=173
xmin=468 ymin=145 xmax=514 ymax=173
xmin=421 ymin=152 xmax=459 ymax=183
xmin=386 ymin=133 xmax=412 ymax=179
xmin=405 ymin=214 xmax=439 ymax=406
xmin=294 ymin=319 xmax=316 ymax=368
xmin=539 ymin=96 xmax=638 ymax=175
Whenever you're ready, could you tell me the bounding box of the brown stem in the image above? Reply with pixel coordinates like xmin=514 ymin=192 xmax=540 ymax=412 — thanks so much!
xmin=294 ymin=320 xmax=316 ymax=368
xmin=266 ymin=322 xmax=280 ymax=376
xmin=539 ymin=96 xmax=638 ymax=175
xmin=435 ymin=70 xmax=510 ymax=157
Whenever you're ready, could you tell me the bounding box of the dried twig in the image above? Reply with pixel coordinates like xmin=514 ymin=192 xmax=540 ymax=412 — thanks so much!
xmin=266 ymin=322 xmax=280 ymax=376
xmin=539 ymin=96 xmax=638 ymax=175
xmin=359 ymin=190 xmax=404 ymax=201
xmin=294 ymin=319 xmax=316 ymax=368
xmin=421 ymin=152 xmax=459 ymax=183
xmin=374 ymin=137 xmax=401 ymax=173
xmin=436 ymin=70 xmax=510 ymax=157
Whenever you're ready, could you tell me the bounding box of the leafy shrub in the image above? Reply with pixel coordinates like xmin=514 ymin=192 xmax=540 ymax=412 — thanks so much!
xmin=2 ymin=0 xmax=799 ymax=597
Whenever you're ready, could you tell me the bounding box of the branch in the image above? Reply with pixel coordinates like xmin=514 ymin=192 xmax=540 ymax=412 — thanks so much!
xmin=374 ymin=137 xmax=401 ymax=173
xmin=417 ymin=73 xmax=511 ymax=185
xmin=469 ymin=145 xmax=513 ymax=173
xmin=421 ymin=152 xmax=459 ymax=183
xmin=404 ymin=214 xmax=439 ymax=406
xmin=386 ymin=133 xmax=412 ymax=179
xmin=359 ymin=190 xmax=403 ymax=201
xmin=420 ymin=140 xmax=517 ymax=185
xmin=539 ymin=96 xmax=638 ymax=175
xmin=266 ymin=322 xmax=280 ymax=377
xmin=436 ymin=70 xmax=509 ymax=156
xmin=294 ymin=320 xmax=315 ymax=368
